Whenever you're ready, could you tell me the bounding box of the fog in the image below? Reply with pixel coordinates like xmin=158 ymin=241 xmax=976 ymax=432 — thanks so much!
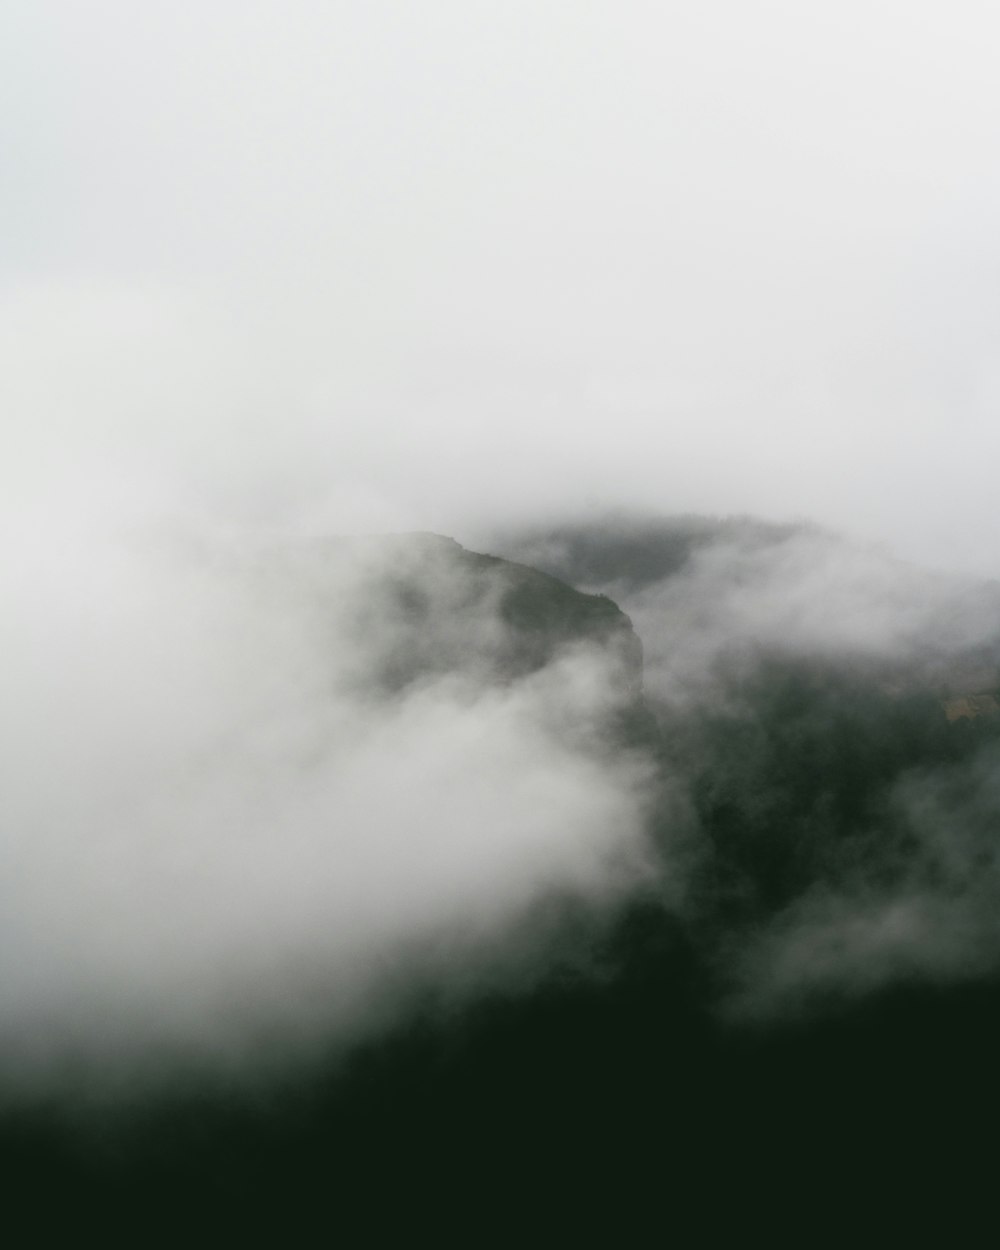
xmin=3 ymin=3 xmax=1000 ymax=1090
xmin=504 ymin=517 xmax=1000 ymax=1019
xmin=652 ymin=535 xmax=1000 ymax=1016
xmin=1 ymin=518 xmax=655 ymax=1091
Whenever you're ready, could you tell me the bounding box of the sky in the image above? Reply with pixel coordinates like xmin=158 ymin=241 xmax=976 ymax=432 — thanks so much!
xmin=3 ymin=0 xmax=1000 ymax=573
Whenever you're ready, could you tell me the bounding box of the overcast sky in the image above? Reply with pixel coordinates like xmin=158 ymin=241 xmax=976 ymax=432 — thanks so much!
xmin=4 ymin=1 xmax=1000 ymax=572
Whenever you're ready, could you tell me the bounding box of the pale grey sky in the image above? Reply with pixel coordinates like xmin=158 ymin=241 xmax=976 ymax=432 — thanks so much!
xmin=4 ymin=1 xmax=1000 ymax=571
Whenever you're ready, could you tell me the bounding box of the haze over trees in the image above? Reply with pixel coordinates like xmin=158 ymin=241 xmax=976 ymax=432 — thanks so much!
xmin=5 ymin=517 xmax=999 ymax=1235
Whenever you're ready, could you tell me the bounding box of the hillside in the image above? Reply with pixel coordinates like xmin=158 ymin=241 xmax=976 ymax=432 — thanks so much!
xmin=5 ymin=521 xmax=1000 ymax=1237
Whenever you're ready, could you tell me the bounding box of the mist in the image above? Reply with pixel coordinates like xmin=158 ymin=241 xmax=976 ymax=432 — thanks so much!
xmin=1 ymin=515 xmax=657 ymax=1094
xmin=3 ymin=1 xmax=1000 ymax=1110
xmin=496 ymin=514 xmax=1000 ymax=1018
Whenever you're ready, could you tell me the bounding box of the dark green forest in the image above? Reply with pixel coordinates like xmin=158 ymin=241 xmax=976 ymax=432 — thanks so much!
xmin=5 ymin=520 xmax=1000 ymax=1238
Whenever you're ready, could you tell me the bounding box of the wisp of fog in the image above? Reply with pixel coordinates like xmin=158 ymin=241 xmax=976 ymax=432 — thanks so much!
xmin=0 ymin=506 xmax=655 ymax=1094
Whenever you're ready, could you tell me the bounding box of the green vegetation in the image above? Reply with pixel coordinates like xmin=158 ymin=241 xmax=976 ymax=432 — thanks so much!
xmin=6 ymin=522 xmax=1000 ymax=1233
xmin=672 ymin=655 xmax=1000 ymax=922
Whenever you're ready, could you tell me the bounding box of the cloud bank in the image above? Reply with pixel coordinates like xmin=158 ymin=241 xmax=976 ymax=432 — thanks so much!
xmin=0 ymin=514 xmax=655 ymax=1094
xmin=502 ymin=516 xmax=1000 ymax=1019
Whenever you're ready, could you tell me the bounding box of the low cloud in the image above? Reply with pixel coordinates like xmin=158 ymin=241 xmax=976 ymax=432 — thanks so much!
xmin=723 ymin=738 xmax=1000 ymax=1019
xmin=642 ymin=530 xmax=1000 ymax=1017
xmin=0 ymin=509 xmax=656 ymax=1096
xmin=497 ymin=515 xmax=1000 ymax=1020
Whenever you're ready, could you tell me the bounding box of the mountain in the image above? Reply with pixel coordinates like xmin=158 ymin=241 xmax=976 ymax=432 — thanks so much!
xmin=490 ymin=513 xmax=1000 ymax=981
xmin=5 ymin=522 xmax=1000 ymax=1238
xmin=491 ymin=509 xmax=809 ymax=593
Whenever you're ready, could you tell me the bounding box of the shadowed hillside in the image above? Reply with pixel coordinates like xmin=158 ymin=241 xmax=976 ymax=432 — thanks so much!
xmin=4 ymin=523 xmax=1000 ymax=1238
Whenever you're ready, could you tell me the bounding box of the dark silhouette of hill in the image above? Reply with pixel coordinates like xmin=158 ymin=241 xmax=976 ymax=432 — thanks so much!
xmin=4 ymin=525 xmax=1000 ymax=1239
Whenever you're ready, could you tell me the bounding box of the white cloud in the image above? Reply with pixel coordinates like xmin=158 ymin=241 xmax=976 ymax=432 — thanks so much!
xmin=626 ymin=529 xmax=1000 ymax=709
xmin=0 ymin=509 xmax=654 ymax=1092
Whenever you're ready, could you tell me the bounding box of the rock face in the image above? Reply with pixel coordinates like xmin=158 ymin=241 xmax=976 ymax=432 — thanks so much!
xmin=259 ymin=530 xmax=647 ymax=701
xmin=355 ymin=532 xmax=643 ymax=689
xmin=232 ymin=531 xmax=658 ymax=765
